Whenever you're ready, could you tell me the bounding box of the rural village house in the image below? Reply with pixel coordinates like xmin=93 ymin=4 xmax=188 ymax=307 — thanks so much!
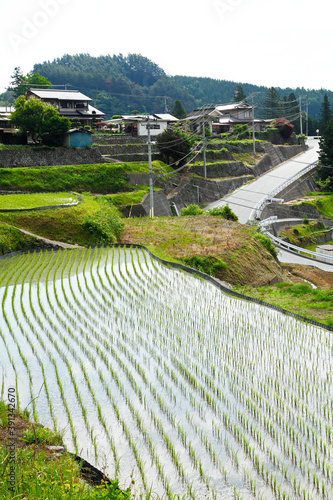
xmin=26 ymin=89 xmax=105 ymax=127
xmin=186 ymin=101 xmax=272 ymax=134
xmin=104 ymin=113 xmax=179 ymax=136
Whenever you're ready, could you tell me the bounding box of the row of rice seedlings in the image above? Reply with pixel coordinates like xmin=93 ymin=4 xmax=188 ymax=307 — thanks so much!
xmin=0 ymin=252 xmax=31 ymax=399
xmin=42 ymin=250 xmax=115 ymax=461
xmin=71 ymin=261 xmax=200 ymax=496
xmin=235 ymin=352 xmax=331 ymax=468
xmin=1 ymin=250 xmax=45 ymax=420
xmin=18 ymin=249 xmax=96 ymax=454
xmin=223 ymin=326 xmax=332 ymax=494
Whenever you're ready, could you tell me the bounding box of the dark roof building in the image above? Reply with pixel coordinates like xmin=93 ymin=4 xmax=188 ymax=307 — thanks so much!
xmin=26 ymin=89 xmax=105 ymax=126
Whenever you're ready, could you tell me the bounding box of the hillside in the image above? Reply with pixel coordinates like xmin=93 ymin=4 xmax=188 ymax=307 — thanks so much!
xmin=1 ymin=53 xmax=332 ymax=127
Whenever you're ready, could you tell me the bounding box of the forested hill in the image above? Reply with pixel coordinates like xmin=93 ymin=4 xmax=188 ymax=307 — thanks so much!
xmin=3 ymin=53 xmax=333 ymax=123
xmin=32 ymin=53 xmax=197 ymax=118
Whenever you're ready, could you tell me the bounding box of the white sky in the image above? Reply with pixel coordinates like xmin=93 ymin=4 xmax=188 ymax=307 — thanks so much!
xmin=1 ymin=0 xmax=332 ymax=94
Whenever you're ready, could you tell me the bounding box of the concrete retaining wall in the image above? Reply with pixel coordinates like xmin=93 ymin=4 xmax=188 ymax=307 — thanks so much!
xmin=123 ymin=190 xmax=173 ymax=217
xmin=168 ymin=175 xmax=253 ymax=210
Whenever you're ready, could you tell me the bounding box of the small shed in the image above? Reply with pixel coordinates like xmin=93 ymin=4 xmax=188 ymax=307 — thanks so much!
xmin=63 ymin=128 xmax=92 ymax=148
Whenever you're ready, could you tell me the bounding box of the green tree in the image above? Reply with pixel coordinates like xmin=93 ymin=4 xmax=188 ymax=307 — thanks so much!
xmin=171 ymin=99 xmax=187 ymax=119
xmin=9 ymin=68 xmax=51 ymax=98
xmin=11 ymin=96 xmax=70 ymax=145
xmin=318 ymin=115 xmax=333 ymax=189
xmin=263 ymin=87 xmax=281 ymax=119
xmin=319 ymin=93 xmax=331 ymax=134
xmin=233 ymin=85 xmax=246 ymax=103
xmin=156 ymin=125 xmax=195 ymax=167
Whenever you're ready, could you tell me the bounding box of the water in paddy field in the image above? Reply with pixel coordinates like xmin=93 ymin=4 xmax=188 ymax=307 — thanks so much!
xmin=0 ymin=246 xmax=333 ymax=499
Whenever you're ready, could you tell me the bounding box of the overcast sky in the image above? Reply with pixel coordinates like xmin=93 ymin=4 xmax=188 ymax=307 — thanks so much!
xmin=1 ymin=0 xmax=332 ymax=95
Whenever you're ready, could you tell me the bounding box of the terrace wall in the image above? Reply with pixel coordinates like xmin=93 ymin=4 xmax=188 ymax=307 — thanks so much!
xmin=0 ymin=147 xmax=103 ymax=168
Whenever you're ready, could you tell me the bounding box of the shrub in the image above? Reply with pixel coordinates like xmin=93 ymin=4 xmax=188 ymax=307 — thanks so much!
xmin=303 ymin=218 xmax=309 ymax=224
xmin=180 ymin=204 xmax=204 ymax=216
xmin=22 ymin=425 xmax=63 ymax=445
xmin=254 ymin=233 xmax=277 ymax=258
xmin=182 ymin=255 xmax=227 ymax=277
xmin=83 ymin=205 xmax=124 ymax=243
xmin=207 ymin=204 xmax=238 ymax=221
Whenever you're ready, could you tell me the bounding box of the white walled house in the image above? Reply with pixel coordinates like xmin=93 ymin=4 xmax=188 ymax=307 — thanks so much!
xmin=104 ymin=114 xmax=178 ymax=137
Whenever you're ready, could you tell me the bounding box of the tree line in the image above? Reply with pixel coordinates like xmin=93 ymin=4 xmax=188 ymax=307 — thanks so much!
xmin=1 ymin=53 xmax=333 ymax=126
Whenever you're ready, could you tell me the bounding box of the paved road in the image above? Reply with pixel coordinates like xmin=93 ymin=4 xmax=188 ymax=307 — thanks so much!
xmin=206 ymin=138 xmax=333 ymax=271
xmin=207 ymin=138 xmax=320 ymax=224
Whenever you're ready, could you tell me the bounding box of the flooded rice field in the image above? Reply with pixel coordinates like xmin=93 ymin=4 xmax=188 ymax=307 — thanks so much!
xmin=0 ymin=246 xmax=332 ymax=499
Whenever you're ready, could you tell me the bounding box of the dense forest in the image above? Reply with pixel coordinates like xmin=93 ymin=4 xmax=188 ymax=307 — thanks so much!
xmin=1 ymin=53 xmax=333 ymax=130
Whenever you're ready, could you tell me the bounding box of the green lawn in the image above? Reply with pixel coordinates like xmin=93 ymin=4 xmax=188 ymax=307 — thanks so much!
xmin=0 ymin=192 xmax=78 ymax=210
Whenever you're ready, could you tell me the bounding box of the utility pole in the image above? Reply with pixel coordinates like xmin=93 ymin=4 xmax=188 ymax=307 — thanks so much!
xmin=299 ymin=96 xmax=303 ymax=135
xmin=147 ymin=117 xmax=154 ymax=218
xmin=202 ymin=115 xmax=207 ymax=179
xmin=252 ymin=95 xmax=256 ymax=155
xmin=306 ymin=101 xmax=309 ymax=137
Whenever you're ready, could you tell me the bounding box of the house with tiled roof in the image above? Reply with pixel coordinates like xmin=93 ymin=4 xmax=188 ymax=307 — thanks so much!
xmin=26 ymin=89 xmax=105 ymax=127
xmin=186 ymin=101 xmax=272 ymax=134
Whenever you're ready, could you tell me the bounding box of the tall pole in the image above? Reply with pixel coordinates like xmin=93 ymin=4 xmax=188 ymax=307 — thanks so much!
xmin=299 ymin=96 xmax=303 ymax=135
xmin=252 ymin=95 xmax=256 ymax=155
xmin=306 ymin=101 xmax=309 ymax=137
xmin=147 ymin=117 xmax=154 ymax=218
xmin=202 ymin=115 xmax=207 ymax=179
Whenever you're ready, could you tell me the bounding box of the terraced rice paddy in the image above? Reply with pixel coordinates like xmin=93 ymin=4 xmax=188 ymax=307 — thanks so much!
xmin=0 ymin=246 xmax=333 ymax=499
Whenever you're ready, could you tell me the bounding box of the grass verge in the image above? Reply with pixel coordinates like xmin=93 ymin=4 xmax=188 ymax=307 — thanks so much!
xmin=0 ymin=400 xmax=130 ymax=499
xmin=235 ymin=282 xmax=333 ymax=326
xmin=0 ymin=223 xmax=41 ymax=255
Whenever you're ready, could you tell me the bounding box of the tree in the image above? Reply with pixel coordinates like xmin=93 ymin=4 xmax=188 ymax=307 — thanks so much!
xmin=318 ymin=115 xmax=333 ymax=189
xmin=171 ymin=99 xmax=187 ymax=119
xmin=263 ymin=87 xmax=281 ymax=119
xmin=8 ymin=68 xmax=51 ymax=98
xmin=319 ymin=94 xmax=331 ymax=134
xmin=155 ymin=125 xmax=195 ymax=167
xmin=11 ymin=96 xmax=70 ymax=145
xmin=233 ymin=85 xmax=246 ymax=103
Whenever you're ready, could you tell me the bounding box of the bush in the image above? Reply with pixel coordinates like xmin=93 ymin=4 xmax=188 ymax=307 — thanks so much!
xmin=182 ymin=255 xmax=227 ymax=277
xmin=254 ymin=233 xmax=277 ymax=258
xmin=83 ymin=205 xmax=124 ymax=243
xmin=179 ymin=204 xmax=204 ymax=216
xmin=207 ymin=204 xmax=238 ymax=221
xmin=303 ymin=218 xmax=309 ymax=224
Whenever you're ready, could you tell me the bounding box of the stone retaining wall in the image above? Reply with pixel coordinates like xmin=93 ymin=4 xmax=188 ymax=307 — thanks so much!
xmin=189 ymin=161 xmax=251 ymax=178
xmin=93 ymin=135 xmax=144 ymax=145
xmin=0 ymin=148 xmax=103 ymax=168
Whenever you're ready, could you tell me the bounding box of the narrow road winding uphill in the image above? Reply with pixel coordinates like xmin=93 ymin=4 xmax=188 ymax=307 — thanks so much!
xmin=207 ymin=138 xmax=320 ymax=224
xmin=207 ymin=138 xmax=333 ymax=270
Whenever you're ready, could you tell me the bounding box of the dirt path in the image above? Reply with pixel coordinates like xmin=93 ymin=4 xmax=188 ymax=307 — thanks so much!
xmin=11 ymin=224 xmax=84 ymax=249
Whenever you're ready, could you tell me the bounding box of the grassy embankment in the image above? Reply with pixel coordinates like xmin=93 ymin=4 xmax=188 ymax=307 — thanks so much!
xmin=0 ymin=400 xmax=130 ymax=499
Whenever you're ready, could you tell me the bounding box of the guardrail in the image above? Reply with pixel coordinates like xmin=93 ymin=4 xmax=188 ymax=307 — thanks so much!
xmin=254 ymin=160 xmax=319 ymax=220
xmin=262 ymin=230 xmax=333 ymax=265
